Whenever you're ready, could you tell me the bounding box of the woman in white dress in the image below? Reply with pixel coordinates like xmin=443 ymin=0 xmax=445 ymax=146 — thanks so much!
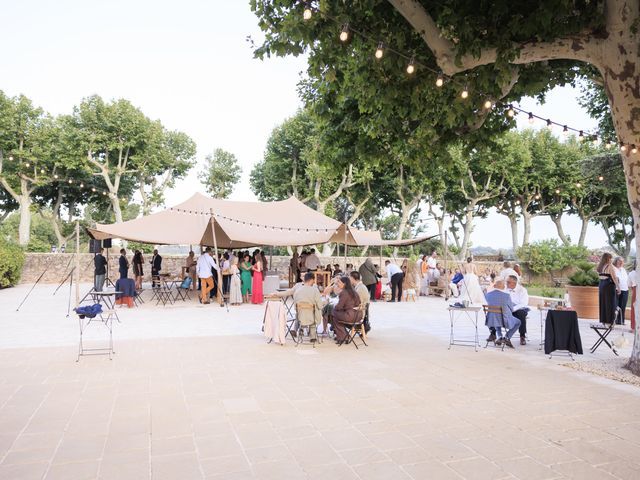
xmin=229 ymin=258 xmax=243 ymax=305
xmin=459 ymin=257 xmax=486 ymax=305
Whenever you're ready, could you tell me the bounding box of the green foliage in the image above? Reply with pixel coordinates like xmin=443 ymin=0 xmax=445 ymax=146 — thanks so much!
xmin=0 ymin=238 xmax=24 ymax=288
xmin=527 ymin=285 xmax=565 ymax=298
xmin=128 ymin=241 xmax=155 ymax=254
xmin=199 ymin=148 xmax=241 ymax=199
xmin=568 ymin=261 xmax=599 ymax=287
xmin=517 ymin=239 xmax=589 ymax=275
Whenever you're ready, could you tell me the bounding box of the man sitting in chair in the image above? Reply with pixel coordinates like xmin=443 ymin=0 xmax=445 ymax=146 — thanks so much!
xmin=506 ymin=275 xmax=530 ymax=345
xmin=485 ymin=279 xmax=521 ymax=349
xmin=293 ymin=272 xmax=323 ymax=343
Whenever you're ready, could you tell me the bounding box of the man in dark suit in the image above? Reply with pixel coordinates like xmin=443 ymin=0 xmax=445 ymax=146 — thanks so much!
xmin=485 ymin=279 xmax=521 ymax=348
xmin=118 ymin=249 xmax=129 ymax=279
xmin=151 ymin=249 xmax=162 ymax=287
xmin=94 ymin=248 xmax=108 ymax=292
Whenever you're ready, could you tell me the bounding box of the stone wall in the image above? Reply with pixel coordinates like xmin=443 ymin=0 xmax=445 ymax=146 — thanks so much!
xmin=18 ymin=253 xmax=570 ymax=286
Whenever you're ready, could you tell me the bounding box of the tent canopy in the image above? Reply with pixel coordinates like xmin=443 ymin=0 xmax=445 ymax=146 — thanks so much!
xmin=87 ymin=193 xmax=435 ymax=248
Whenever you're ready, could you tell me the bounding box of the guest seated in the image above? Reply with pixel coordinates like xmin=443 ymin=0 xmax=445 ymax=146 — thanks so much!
xmin=450 ymin=268 xmax=463 ymax=297
xmin=322 ymin=277 xmax=342 ymax=333
xmin=485 ymin=279 xmax=521 ymax=349
xmin=293 ymin=273 xmax=323 ymax=343
xmin=506 ymin=274 xmax=529 ymax=345
xmin=350 ymin=271 xmax=371 ymax=333
xmin=329 ymin=276 xmax=362 ymax=344
xmin=499 ymin=261 xmax=519 ymax=281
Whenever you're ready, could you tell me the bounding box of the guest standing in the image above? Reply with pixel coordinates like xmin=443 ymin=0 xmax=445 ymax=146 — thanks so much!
xmin=613 ymin=256 xmax=629 ymax=325
xmin=196 ymin=247 xmax=219 ymax=304
xmin=94 ymin=248 xmax=108 ymax=292
xmin=185 ymin=251 xmax=197 ymax=290
xmin=132 ymin=250 xmax=144 ymax=290
xmin=260 ymin=250 xmax=269 ymax=271
xmin=221 ymin=253 xmax=231 ymax=297
xmin=597 ymin=253 xmax=620 ymax=324
xmin=118 ymin=249 xmax=129 ymax=280
xmin=151 ymin=249 xmax=162 ymax=287
xmin=239 ymin=254 xmax=253 ymax=302
xmin=305 ymin=248 xmax=321 ymax=271
xmin=252 ymin=259 xmax=264 ymax=304
xmin=385 ymin=260 xmax=403 ymax=302
xmin=629 ymin=262 xmax=637 ymax=331
xmin=229 ymin=258 xmax=243 ymax=305
xmin=358 ymin=258 xmax=378 ymax=301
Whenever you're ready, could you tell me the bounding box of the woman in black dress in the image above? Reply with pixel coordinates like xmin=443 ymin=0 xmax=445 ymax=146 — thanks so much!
xmin=596 ymin=253 xmax=620 ymax=324
xmin=132 ymin=250 xmax=144 ymax=290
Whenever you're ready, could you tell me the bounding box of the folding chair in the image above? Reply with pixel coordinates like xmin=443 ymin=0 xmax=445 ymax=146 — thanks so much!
xmin=174 ymin=278 xmax=192 ymax=302
xmin=483 ymin=304 xmax=507 ymax=351
xmin=294 ymin=302 xmax=320 ymax=347
xmin=590 ymin=307 xmax=620 ymax=356
xmin=338 ymin=304 xmax=368 ymax=349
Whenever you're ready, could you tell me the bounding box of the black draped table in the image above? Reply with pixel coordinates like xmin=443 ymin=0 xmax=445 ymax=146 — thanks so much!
xmin=544 ymin=310 xmax=583 ymax=356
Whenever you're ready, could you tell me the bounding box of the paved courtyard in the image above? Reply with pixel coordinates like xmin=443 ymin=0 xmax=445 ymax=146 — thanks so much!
xmin=0 ymin=283 xmax=639 ymax=479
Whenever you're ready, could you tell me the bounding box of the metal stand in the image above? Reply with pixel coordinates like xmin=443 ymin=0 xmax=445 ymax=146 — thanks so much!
xmin=76 ymin=311 xmax=115 ymax=362
xmin=447 ymin=306 xmax=481 ymax=352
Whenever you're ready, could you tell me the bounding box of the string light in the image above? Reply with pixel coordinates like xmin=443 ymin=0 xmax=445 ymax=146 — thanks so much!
xmin=598 ymin=175 xmax=604 ymax=181
xmin=25 ymin=162 xmax=30 ymax=167
xmin=339 ymin=24 xmax=349 ymax=42
xmin=374 ymin=42 xmax=384 ymax=59
xmin=621 ymin=143 xmax=627 ymax=152
xmin=555 ymin=189 xmax=561 ymax=194
xmin=528 ymin=112 xmax=534 ymax=124
xmin=576 ymin=182 xmax=581 ymax=188
xmin=562 ymin=125 xmax=569 ymax=136
xmin=632 ymin=145 xmax=638 ymax=154
xmin=534 ymin=194 xmax=541 ymax=200
xmin=506 ymin=105 xmax=515 ymax=117
xmin=592 ymin=136 xmax=600 ymax=146
xmin=68 ymin=179 xmax=73 ymax=184
xmin=435 ymin=73 xmax=444 ymax=87
xmin=546 ymin=119 xmax=553 ymax=131
xmin=406 ymin=57 xmax=415 ymax=74
xmin=483 ymin=99 xmax=493 ymax=110
xmin=460 ymin=85 xmax=469 ymax=99
xmin=605 ymin=141 xmax=613 ymax=149
xmin=578 ymin=131 xmax=584 ymax=141
xmin=54 ymin=174 xmax=59 ymax=179
xmin=40 ymin=169 xmax=44 ymax=174
xmin=303 ymin=3 xmax=312 ymax=20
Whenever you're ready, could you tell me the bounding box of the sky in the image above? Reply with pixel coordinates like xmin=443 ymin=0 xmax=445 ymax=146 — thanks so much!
xmin=0 ymin=0 xmax=609 ymax=249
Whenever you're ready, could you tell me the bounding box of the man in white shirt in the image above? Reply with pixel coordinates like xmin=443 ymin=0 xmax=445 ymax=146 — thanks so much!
xmin=385 ymin=260 xmax=404 ymax=302
xmin=613 ymin=257 xmax=629 ymax=325
xmin=499 ymin=261 xmax=519 ymax=281
xmin=304 ymin=248 xmax=321 ymax=271
xmin=426 ymin=251 xmax=437 ymax=283
xmin=197 ymin=247 xmax=220 ymax=305
xmin=628 ymin=262 xmax=637 ymax=330
xmin=506 ymin=275 xmax=529 ymax=345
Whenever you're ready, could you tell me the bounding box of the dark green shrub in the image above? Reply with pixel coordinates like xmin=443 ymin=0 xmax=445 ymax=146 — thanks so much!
xmin=0 ymin=239 xmax=25 ymax=288
xmin=568 ymin=261 xmax=599 ymax=287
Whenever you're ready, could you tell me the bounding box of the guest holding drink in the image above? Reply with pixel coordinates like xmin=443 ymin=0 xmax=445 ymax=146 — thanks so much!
xmin=240 ymin=254 xmax=253 ymax=302
xmin=597 ymin=253 xmax=620 ymax=324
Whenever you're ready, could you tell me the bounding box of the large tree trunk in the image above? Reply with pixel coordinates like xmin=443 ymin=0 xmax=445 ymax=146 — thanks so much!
xmin=550 ymin=213 xmax=570 ymax=246
xmin=578 ymin=217 xmax=589 ymax=247
xmin=18 ymin=193 xmax=31 ymax=246
xmin=508 ymin=213 xmax=518 ymax=255
xmin=110 ymin=194 xmax=123 ymax=224
xmin=521 ymin=211 xmax=532 ymax=247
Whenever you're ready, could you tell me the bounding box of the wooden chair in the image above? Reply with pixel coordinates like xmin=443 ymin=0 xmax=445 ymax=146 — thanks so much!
xmin=338 ymin=304 xmax=368 ymax=349
xmin=295 ymin=301 xmax=320 ymax=347
xmin=482 ymin=304 xmax=507 ymax=351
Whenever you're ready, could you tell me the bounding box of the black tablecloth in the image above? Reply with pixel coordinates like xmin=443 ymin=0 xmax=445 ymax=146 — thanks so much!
xmin=544 ymin=310 xmax=583 ymax=355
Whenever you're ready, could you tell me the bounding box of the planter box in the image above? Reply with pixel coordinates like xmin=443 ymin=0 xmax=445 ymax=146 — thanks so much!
xmin=566 ymin=285 xmax=599 ymax=320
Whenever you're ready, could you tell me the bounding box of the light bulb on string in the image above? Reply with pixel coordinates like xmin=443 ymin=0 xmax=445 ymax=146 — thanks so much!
xmin=506 ymin=105 xmax=515 ymax=117
xmin=54 ymin=174 xmax=59 ymax=179
xmin=535 ymin=194 xmax=541 ymax=200
xmin=406 ymin=57 xmax=415 ymax=74
xmin=102 ymin=191 xmax=106 ymax=196
xmin=483 ymin=99 xmax=493 ymax=110
xmin=632 ymin=145 xmax=638 ymax=154
xmin=8 ymin=155 xmax=13 ymax=160
xmin=528 ymin=112 xmax=534 ymax=124
xmin=546 ymin=119 xmax=553 ymax=131
xmin=79 ymin=183 xmax=84 ymax=188
xmin=460 ymin=85 xmax=469 ymax=99
xmin=68 ymin=179 xmax=73 ymax=184
xmin=598 ymin=175 xmax=604 ymax=181
xmin=562 ymin=125 xmax=569 ymax=136
xmin=576 ymin=182 xmax=581 ymax=188
xmin=578 ymin=131 xmax=584 ymax=141
xmin=605 ymin=141 xmax=613 ymax=149
xmin=555 ymin=189 xmax=561 ymax=194
xmin=374 ymin=42 xmax=384 ymax=59
xmin=40 ymin=169 xmax=44 ymax=174
xmin=621 ymin=143 xmax=627 ymax=152
xmin=24 ymin=162 xmax=30 ymax=167
xmin=303 ymin=4 xmax=312 ymax=20
xmin=91 ymin=187 xmax=96 ymax=192
xmin=592 ymin=136 xmax=600 ymax=146
xmin=339 ymin=24 xmax=349 ymax=42
xmin=435 ymin=73 xmax=444 ymax=87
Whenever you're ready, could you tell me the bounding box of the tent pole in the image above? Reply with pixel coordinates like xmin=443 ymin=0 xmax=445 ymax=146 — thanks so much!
xmin=444 ymin=233 xmax=449 ymax=301
xmin=343 ymin=221 xmax=347 ymax=272
xmin=75 ymin=221 xmax=80 ymax=307
xmin=210 ymin=210 xmax=223 ymax=306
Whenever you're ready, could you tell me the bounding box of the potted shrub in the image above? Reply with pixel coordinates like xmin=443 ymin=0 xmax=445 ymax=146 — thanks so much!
xmin=566 ymin=261 xmax=599 ymax=319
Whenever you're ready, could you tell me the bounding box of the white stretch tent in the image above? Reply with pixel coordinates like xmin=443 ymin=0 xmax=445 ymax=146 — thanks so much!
xmin=88 ymin=193 xmax=435 ymax=248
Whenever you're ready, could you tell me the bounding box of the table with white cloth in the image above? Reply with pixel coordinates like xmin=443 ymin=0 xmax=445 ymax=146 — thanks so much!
xmin=447 ymin=305 xmax=482 ymax=351
xmin=262 ymin=300 xmax=287 ymax=345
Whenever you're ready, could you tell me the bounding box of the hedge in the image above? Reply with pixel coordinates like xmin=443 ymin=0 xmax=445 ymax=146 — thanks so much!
xmin=0 ymin=239 xmax=25 ymax=288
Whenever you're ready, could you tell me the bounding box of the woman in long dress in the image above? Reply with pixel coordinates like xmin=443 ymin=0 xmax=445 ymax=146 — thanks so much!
xmin=229 ymin=258 xmax=243 ymax=305
xmin=239 ymin=254 xmax=252 ymax=302
xmin=459 ymin=257 xmax=486 ymax=305
xmin=132 ymin=250 xmax=144 ymax=290
xmin=251 ymin=259 xmax=264 ymax=304
xmin=597 ymin=253 xmax=619 ymax=324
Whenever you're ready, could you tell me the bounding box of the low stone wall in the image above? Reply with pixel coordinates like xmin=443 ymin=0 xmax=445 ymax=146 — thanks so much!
xmin=18 ymin=254 xmax=571 ymax=286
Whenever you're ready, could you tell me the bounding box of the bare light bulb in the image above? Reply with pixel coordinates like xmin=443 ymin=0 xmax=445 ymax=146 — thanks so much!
xmin=375 ymin=42 xmax=384 ymax=59
xmin=528 ymin=113 xmax=534 ymax=124
xmin=576 ymin=182 xmax=581 ymax=188
xmin=578 ymin=131 xmax=584 ymax=141
xmin=555 ymin=189 xmax=560 ymax=194
xmin=632 ymin=145 xmax=638 ymax=154
xmin=406 ymin=57 xmax=415 ymax=74
xmin=598 ymin=176 xmax=604 ymax=181
xmin=339 ymin=24 xmax=349 ymax=42
xmin=506 ymin=105 xmax=515 ymax=117
xmin=303 ymin=7 xmax=312 ymax=20
xmin=24 ymin=162 xmax=30 ymax=167
xmin=435 ymin=73 xmax=444 ymax=87
xmin=562 ymin=126 xmax=568 ymax=136
xmin=546 ymin=119 xmax=553 ymax=131
xmin=621 ymin=143 xmax=627 ymax=152
xmin=483 ymin=100 xmax=493 ymax=110
xmin=460 ymin=86 xmax=469 ymax=99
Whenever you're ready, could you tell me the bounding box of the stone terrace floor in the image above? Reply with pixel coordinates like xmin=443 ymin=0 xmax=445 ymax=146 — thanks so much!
xmin=0 ymin=283 xmax=639 ymax=480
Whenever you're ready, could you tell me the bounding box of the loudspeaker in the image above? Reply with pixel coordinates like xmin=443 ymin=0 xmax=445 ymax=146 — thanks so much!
xmin=103 ymin=238 xmax=112 ymax=248
xmin=89 ymin=239 xmax=102 ymax=253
